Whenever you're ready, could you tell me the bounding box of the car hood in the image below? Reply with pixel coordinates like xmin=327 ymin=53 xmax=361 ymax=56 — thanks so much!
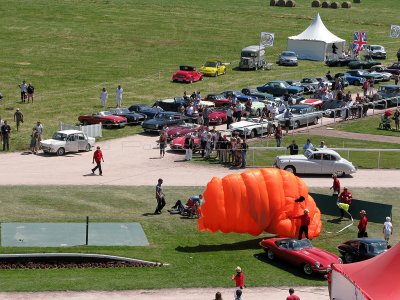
xmin=276 ymin=154 xmax=307 ymax=161
xmin=40 ymin=139 xmax=65 ymax=146
xmin=201 ymin=66 xmax=217 ymax=72
xmin=143 ymin=118 xmax=166 ymax=126
xmin=295 ymin=248 xmax=339 ymax=266
xmin=230 ymin=121 xmax=257 ymax=129
xmin=210 ymin=112 xmax=225 ymax=118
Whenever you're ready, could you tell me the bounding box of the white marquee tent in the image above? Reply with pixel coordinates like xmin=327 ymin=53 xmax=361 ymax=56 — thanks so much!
xmin=287 ymin=13 xmax=346 ymax=61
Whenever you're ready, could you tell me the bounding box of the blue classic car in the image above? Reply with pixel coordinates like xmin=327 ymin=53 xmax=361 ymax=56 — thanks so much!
xmin=257 ymin=80 xmax=304 ymax=97
xmin=335 ymin=73 xmax=366 ymax=86
xmin=141 ymin=111 xmax=187 ymax=132
xmin=222 ymin=90 xmax=256 ymax=102
xmin=128 ymin=104 xmax=163 ymax=119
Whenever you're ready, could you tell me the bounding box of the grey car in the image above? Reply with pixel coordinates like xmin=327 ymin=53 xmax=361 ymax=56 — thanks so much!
xmin=275 ymin=105 xmax=322 ymax=129
xmin=278 ymin=51 xmax=298 ymax=66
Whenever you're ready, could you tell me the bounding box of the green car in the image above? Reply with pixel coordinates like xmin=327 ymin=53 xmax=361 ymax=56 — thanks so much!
xmin=348 ymin=60 xmax=381 ymax=70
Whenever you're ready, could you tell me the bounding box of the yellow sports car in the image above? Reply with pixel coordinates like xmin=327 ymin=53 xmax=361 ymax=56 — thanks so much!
xmin=200 ymin=60 xmax=226 ymax=77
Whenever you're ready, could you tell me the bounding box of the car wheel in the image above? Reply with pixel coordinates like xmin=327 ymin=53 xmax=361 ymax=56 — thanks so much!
xmin=284 ymin=165 xmax=296 ymax=174
xmin=354 ymin=80 xmax=360 ymax=86
xmin=56 ymin=147 xmax=65 ymax=156
xmin=335 ymin=170 xmax=345 ymax=178
xmin=217 ymin=118 xmax=223 ymax=125
xmin=189 ymin=77 xmax=193 ymax=84
xmin=294 ymin=121 xmax=300 ymax=129
xmin=85 ymin=144 xmax=91 ymax=152
xmin=266 ymin=249 xmax=275 ymax=260
xmin=255 ymin=109 xmax=261 ymax=117
xmin=313 ymin=117 xmax=319 ymax=125
xmin=223 ymin=68 xmax=226 ymax=75
xmin=344 ymin=253 xmax=354 ymax=263
xmin=249 ymin=129 xmax=256 ymax=139
xmin=302 ymin=263 xmax=313 ymax=276
xmin=214 ymin=71 xmax=218 ymax=77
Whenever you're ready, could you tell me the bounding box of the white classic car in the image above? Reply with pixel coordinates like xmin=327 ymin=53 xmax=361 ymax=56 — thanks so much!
xmin=229 ymin=117 xmax=277 ymax=138
xmin=40 ymin=130 xmax=95 ymax=156
xmin=274 ymin=149 xmax=357 ymax=177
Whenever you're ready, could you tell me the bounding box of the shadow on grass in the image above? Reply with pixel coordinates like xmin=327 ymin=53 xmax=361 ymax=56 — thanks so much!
xmin=327 ymin=217 xmax=344 ymax=224
xmin=176 ymin=237 xmax=262 ymax=252
xmin=253 ymin=251 xmax=327 ymax=282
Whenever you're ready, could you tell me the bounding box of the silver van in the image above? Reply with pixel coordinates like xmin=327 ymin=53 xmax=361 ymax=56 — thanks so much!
xmin=239 ymin=45 xmax=266 ymax=70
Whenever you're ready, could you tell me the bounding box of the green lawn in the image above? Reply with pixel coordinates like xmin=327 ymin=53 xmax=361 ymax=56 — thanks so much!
xmin=334 ymin=115 xmax=400 ymax=136
xmin=0 ymin=185 xmax=397 ymax=291
xmin=1 ymin=0 xmax=400 ymax=150
xmin=191 ymin=133 xmax=400 ymax=169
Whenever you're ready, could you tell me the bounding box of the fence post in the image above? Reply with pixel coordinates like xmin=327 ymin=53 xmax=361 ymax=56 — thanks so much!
xmin=377 ymin=151 xmax=381 ymax=169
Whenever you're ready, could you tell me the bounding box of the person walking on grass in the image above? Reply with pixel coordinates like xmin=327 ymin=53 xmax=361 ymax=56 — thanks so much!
xmin=27 ymin=83 xmax=35 ymax=103
xmin=91 ymin=146 xmax=104 ymax=176
xmin=115 ymin=85 xmax=123 ymax=108
xmin=357 ymin=210 xmax=368 ymax=238
xmin=1 ymin=120 xmax=11 ymax=151
xmin=155 ymin=178 xmax=166 ymax=214
xmin=13 ymin=108 xmax=24 ymax=131
xmin=232 ymin=266 xmax=245 ymax=289
xmin=100 ymin=87 xmax=108 ymax=108
xmin=383 ymin=216 xmax=393 ymax=244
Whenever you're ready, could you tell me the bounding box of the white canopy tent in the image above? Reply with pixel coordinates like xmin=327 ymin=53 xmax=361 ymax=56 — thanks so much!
xmin=287 ymin=13 xmax=346 ymax=61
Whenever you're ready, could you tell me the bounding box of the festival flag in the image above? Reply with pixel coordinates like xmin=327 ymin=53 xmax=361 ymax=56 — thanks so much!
xmin=260 ymin=32 xmax=274 ymax=48
xmin=389 ymin=25 xmax=400 ymax=38
xmin=352 ymin=32 xmax=367 ymax=53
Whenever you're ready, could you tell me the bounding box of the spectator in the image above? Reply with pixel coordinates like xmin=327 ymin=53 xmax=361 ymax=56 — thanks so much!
xmin=287 ymin=140 xmax=298 ymax=155
xmin=290 ymin=208 xmax=310 ymax=240
xmin=30 ymin=127 xmax=39 ymax=154
xmin=91 ymin=146 xmax=104 ymax=176
xmin=362 ymin=80 xmax=369 ymax=97
xmin=155 ymin=178 xmax=166 ymax=214
xmin=318 ymin=141 xmax=327 ymax=149
xmin=100 ymin=87 xmax=108 ymax=108
xmin=214 ymin=291 xmax=223 ymax=300
xmin=203 ymin=105 xmax=210 ymax=126
xmin=338 ymin=187 xmax=352 ymax=219
xmin=383 ymin=217 xmax=393 ymax=244
xmin=274 ymin=124 xmax=283 ymax=147
xmin=303 ymin=139 xmax=313 ymax=151
xmin=19 ymin=80 xmax=28 ymax=103
xmin=1 ymin=120 xmax=11 ymax=151
xmin=34 ymin=121 xmax=44 ymax=143
xmin=13 ymin=108 xmax=24 ymax=132
xmin=159 ymin=131 xmax=167 ymax=158
xmin=330 ymin=174 xmax=340 ymax=197
xmin=27 ymin=83 xmax=35 ymax=103
xmin=115 ymin=85 xmax=123 ymax=108
xmin=232 ymin=266 xmax=245 ymax=289
xmin=240 ymin=139 xmax=248 ymax=168
xmin=226 ymin=106 xmax=234 ymax=129
xmin=235 ymin=102 xmax=242 ymax=122
xmin=283 ymin=108 xmax=292 ymax=134
xmin=286 ymin=288 xmax=301 ymax=300
xmin=234 ymin=289 xmax=243 ymax=300
xmin=357 ymin=210 xmax=368 ymax=238
xmin=393 ymin=109 xmax=400 ymax=131
xmin=184 ymin=134 xmax=194 ymax=161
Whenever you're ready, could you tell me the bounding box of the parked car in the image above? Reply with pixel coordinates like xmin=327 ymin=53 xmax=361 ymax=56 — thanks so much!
xmin=369 ymin=65 xmax=392 ymax=74
xmin=275 ymin=104 xmax=322 ymax=129
xmin=165 ymin=123 xmax=202 ymax=140
xmin=209 ymin=109 xmax=227 ymax=125
xmin=300 ymin=78 xmax=320 ymax=89
xmin=169 ymin=135 xmax=200 ymax=151
xmin=369 ymin=70 xmax=392 ymax=81
xmin=285 ymin=80 xmax=316 ymax=95
xmin=325 ymin=57 xmax=358 ymax=67
xmin=274 ymin=148 xmax=357 ymax=177
xmin=337 ymin=238 xmax=388 ymax=263
xmin=200 ymin=60 xmax=226 ymax=77
xmin=334 ymin=73 xmax=366 ymax=86
xmin=260 ymin=237 xmax=343 ymax=275
xmin=315 ymin=76 xmax=333 ymax=88
xmin=241 ymin=88 xmax=275 ymax=102
xmin=78 ymin=111 xmax=127 ymax=128
xmin=40 ymin=130 xmax=95 ymax=156
xmin=384 ymin=62 xmax=400 ymax=76
xmin=128 ymin=104 xmax=163 ymax=119
xmin=237 ymin=99 xmax=265 ymax=117
xmin=142 ymin=111 xmax=187 ymax=132
xmin=366 ymin=45 xmax=387 ymax=59
xmin=152 ymin=98 xmax=185 ymax=112
xmin=229 ymin=117 xmax=276 ymax=138
xmin=300 ymin=99 xmax=323 ymax=110
xmin=222 ymin=90 xmax=255 ymax=102
xmin=172 ymin=66 xmax=203 ymax=83
xmin=346 ymin=70 xmax=384 ymax=83
xmin=278 ymin=51 xmax=298 ymax=66
xmin=322 ymin=100 xmax=347 ymax=117
xmin=109 ymin=107 xmax=146 ymax=125
xmin=257 ymin=81 xmax=304 ymax=97
xmin=375 ymin=85 xmax=400 ymax=108
xmin=348 ymin=60 xmax=381 ymax=70
xmin=203 ymin=94 xmax=230 ymax=107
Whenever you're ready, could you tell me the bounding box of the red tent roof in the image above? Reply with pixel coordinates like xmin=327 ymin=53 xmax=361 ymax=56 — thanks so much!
xmin=332 ymin=242 xmax=400 ymax=300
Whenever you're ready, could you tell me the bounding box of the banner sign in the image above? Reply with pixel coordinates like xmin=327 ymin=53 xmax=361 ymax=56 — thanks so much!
xmin=389 ymin=25 xmax=400 ymax=38
xmin=260 ymin=32 xmax=274 ymax=47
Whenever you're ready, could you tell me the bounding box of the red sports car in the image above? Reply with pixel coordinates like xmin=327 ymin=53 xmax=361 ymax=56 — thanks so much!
xmin=169 ymin=136 xmax=200 ymax=151
xmin=300 ymin=99 xmax=323 ymax=110
xmin=78 ymin=111 xmax=127 ymax=128
xmin=209 ymin=110 xmax=227 ymax=125
xmin=260 ymin=238 xmax=342 ymax=275
xmin=203 ymin=94 xmax=230 ymax=107
xmin=172 ymin=66 xmax=203 ymax=84
xmin=166 ymin=124 xmax=203 ymax=140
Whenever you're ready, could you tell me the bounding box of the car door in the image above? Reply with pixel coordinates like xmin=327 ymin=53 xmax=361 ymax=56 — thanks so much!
xmin=65 ymin=134 xmax=79 ymax=152
xmin=320 ymin=154 xmax=335 ymax=174
xmin=304 ymin=153 xmax=322 ymax=173
xmin=77 ymin=133 xmax=87 ymax=151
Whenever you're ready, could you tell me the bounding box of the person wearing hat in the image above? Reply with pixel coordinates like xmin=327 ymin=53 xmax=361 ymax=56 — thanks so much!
xmin=357 ymin=210 xmax=368 ymax=238
xmin=338 ymin=187 xmax=352 ymax=219
xmin=231 ymin=266 xmax=245 ymax=289
xmin=290 ymin=208 xmax=311 ymax=240
xmin=13 ymin=108 xmax=24 ymax=132
xmin=383 ymin=217 xmax=393 ymax=243
xmin=91 ymin=146 xmax=104 ymax=176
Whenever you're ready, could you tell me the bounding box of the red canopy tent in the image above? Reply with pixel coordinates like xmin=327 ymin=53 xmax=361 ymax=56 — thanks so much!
xmin=331 ymin=242 xmax=400 ymax=300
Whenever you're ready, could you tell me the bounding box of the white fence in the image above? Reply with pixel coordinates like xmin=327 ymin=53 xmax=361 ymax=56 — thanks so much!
xmin=60 ymin=122 xmax=102 ymax=138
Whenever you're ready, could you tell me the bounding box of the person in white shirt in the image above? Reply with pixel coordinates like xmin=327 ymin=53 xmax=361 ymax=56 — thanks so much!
xmin=278 ymin=102 xmax=287 ymax=114
xmin=115 ymin=85 xmax=123 ymax=108
xmin=100 ymin=87 xmax=108 ymax=108
xmin=235 ymin=103 xmax=243 ymax=122
xmin=34 ymin=121 xmax=44 ymax=142
xmin=383 ymin=217 xmax=393 ymax=243
xmin=19 ymin=80 xmax=28 ymax=103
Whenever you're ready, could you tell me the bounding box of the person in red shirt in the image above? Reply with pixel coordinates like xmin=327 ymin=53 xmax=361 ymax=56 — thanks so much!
xmin=231 ymin=266 xmax=245 ymax=289
xmin=290 ymin=209 xmax=310 ymax=240
xmin=358 ymin=210 xmax=368 ymax=238
xmin=330 ymin=174 xmax=340 ymax=197
xmin=91 ymin=146 xmax=104 ymax=176
xmin=286 ymin=288 xmax=300 ymax=300
xmin=338 ymin=187 xmax=352 ymax=219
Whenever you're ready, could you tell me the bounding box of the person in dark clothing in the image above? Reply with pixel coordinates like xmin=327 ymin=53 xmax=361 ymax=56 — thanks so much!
xmin=240 ymin=139 xmax=248 ymax=168
xmin=290 ymin=209 xmax=310 ymax=240
xmin=155 ymin=178 xmax=166 ymax=214
xmin=287 ymin=140 xmax=299 ymax=155
xmin=203 ymin=106 xmax=210 ymax=126
xmin=1 ymin=120 xmax=11 ymax=151
xmin=13 ymin=108 xmax=24 ymax=131
xmin=332 ymin=43 xmax=338 ymax=54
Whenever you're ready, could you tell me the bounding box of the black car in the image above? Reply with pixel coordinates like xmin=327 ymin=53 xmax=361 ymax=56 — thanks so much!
xmin=337 ymin=238 xmax=388 ymax=263
xmin=128 ymin=104 xmax=163 ymax=119
xmin=322 ymin=100 xmax=347 ymax=117
xmin=325 ymin=57 xmax=357 ymax=67
xmin=284 ymin=81 xmax=315 ymax=95
xmin=141 ymin=111 xmax=187 ymax=132
xmin=375 ymin=85 xmax=400 ymax=108
xmin=109 ymin=107 xmax=147 ymax=125
xmin=152 ymin=97 xmax=187 ymax=112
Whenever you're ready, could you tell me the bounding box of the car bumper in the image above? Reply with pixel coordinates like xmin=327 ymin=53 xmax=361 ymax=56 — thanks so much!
xmin=201 ymin=71 xmax=217 ymax=76
xmin=280 ymin=61 xmax=298 ymax=66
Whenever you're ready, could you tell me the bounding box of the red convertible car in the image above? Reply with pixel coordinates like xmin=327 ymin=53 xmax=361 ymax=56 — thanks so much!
xmin=260 ymin=238 xmax=342 ymax=275
xmin=209 ymin=110 xmax=227 ymax=125
xmin=169 ymin=136 xmax=200 ymax=151
xmin=172 ymin=66 xmax=203 ymax=84
xmin=166 ymin=124 xmax=204 ymax=140
xmin=300 ymin=99 xmax=323 ymax=110
xmin=203 ymin=94 xmax=230 ymax=107
xmin=78 ymin=111 xmax=127 ymax=128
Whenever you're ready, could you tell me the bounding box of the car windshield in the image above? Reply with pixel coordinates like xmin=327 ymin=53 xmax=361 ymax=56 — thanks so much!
xmin=282 ymin=52 xmax=295 ymax=57
xmin=100 ymin=111 xmax=112 ymax=116
xmin=288 ymin=239 xmax=313 ymax=250
xmin=156 ymin=113 xmax=174 ymax=120
xmin=204 ymin=61 xmax=217 ymax=67
xmin=371 ymin=46 xmax=383 ymax=51
xmin=290 ymin=107 xmax=305 ymax=114
xmin=139 ymin=105 xmax=152 ymax=111
xmin=120 ymin=108 xmax=130 ymax=113
xmin=52 ymin=132 xmax=68 ymax=141
xmin=241 ymin=51 xmax=256 ymax=58
xmin=367 ymin=242 xmax=387 ymax=254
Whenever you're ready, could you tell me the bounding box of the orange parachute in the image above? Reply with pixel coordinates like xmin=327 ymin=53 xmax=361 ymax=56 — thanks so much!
xmin=198 ymin=168 xmax=322 ymax=239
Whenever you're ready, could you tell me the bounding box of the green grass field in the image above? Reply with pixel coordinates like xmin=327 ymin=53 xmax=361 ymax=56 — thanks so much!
xmin=0 ymin=185 xmax=397 ymax=291
xmin=1 ymin=0 xmax=400 ymax=150
xmin=335 ymin=114 xmax=400 ymax=136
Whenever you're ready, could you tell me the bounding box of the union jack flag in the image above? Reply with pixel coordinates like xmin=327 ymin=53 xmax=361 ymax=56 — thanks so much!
xmin=352 ymin=32 xmax=367 ymax=53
